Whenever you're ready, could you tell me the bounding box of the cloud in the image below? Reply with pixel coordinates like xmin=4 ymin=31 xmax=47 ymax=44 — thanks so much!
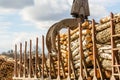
xmin=13 ymin=32 xmax=33 ymax=44
xmin=0 ymin=21 xmax=12 ymax=32
xmin=0 ymin=7 xmax=17 ymax=14
xmin=21 ymin=0 xmax=120 ymax=21
xmin=32 ymin=21 xmax=56 ymax=29
xmin=0 ymin=0 xmax=34 ymax=9
xmin=20 ymin=0 xmax=71 ymax=21
xmin=88 ymin=0 xmax=120 ymax=21
xmin=12 ymin=32 xmax=43 ymax=51
xmin=20 ymin=0 xmax=120 ymax=29
xmin=20 ymin=0 xmax=73 ymax=29
xmin=89 ymin=4 xmax=108 ymax=21
xmin=89 ymin=0 xmax=120 ymax=7
xmin=0 ymin=21 xmax=12 ymax=27
xmin=0 ymin=31 xmax=42 ymax=53
xmin=0 ymin=36 xmax=11 ymax=52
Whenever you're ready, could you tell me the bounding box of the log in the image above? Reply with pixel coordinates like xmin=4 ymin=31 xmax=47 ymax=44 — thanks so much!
xmin=100 ymin=13 xmax=120 ymax=24
xmin=96 ymin=23 xmax=120 ymax=44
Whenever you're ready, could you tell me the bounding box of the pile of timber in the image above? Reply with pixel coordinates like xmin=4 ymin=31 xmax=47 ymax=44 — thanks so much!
xmin=0 ymin=55 xmax=14 ymax=80
xmin=96 ymin=13 xmax=120 ymax=44
xmin=46 ymin=13 xmax=120 ymax=79
xmin=0 ymin=54 xmax=43 ymax=79
xmin=20 ymin=54 xmax=43 ymax=78
xmin=7 ymin=13 xmax=119 ymax=79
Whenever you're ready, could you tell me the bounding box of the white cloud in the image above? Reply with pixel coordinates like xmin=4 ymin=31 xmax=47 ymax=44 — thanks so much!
xmin=0 ymin=7 xmax=17 ymax=14
xmin=0 ymin=21 xmax=12 ymax=32
xmin=89 ymin=0 xmax=120 ymax=6
xmin=88 ymin=0 xmax=120 ymax=21
xmin=89 ymin=4 xmax=108 ymax=21
xmin=0 ymin=32 xmax=13 ymax=52
xmin=0 ymin=31 xmax=43 ymax=52
xmin=13 ymin=32 xmax=39 ymax=44
xmin=20 ymin=0 xmax=72 ymax=29
xmin=20 ymin=0 xmax=71 ymax=21
xmin=0 ymin=21 xmax=13 ymax=52
xmin=0 ymin=21 xmax=12 ymax=27
xmin=33 ymin=21 xmax=56 ymax=29
xmin=20 ymin=0 xmax=120 ymax=29
xmin=11 ymin=32 xmax=43 ymax=52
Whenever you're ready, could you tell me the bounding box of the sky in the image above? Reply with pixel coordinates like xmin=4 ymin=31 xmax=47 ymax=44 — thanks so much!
xmin=0 ymin=0 xmax=120 ymax=53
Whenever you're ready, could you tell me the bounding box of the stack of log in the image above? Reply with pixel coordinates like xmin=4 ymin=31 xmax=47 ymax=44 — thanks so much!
xmin=3 ymin=13 xmax=119 ymax=79
xmin=96 ymin=13 xmax=120 ymax=44
xmin=46 ymin=13 xmax=120 ymax=79
xmin=46 ymin=21 xmax=94 ymax=78
xmin=0 ymin=55 xmax=14 ymax=80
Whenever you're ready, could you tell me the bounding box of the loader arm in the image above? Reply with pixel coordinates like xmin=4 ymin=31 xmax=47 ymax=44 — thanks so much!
xmin=46 ymin=18 xmax=78 ymax=53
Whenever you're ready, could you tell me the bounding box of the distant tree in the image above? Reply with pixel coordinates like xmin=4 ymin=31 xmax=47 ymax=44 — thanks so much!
xmin=1 ymin=49 xmax=14 ymax=58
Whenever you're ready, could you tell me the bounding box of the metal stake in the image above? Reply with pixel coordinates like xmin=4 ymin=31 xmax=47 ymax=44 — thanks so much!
xmin=57 ymin=33 xmax=61 ymax=80
xmin=24 ymin=41 xmax=27 ymax=77
xmin=92 ymin=19 xmax=98 ymax=80
xmin=48 ymin=52 xmax=51 ymax=79
xmin=35 ymin=37 xmax=39 ymax=78
xmin=14 ymin=44 xmax=18 ymax=77
xmin=78 ymin=19 xmax=83 ymax=80
xmin=29 ymin=40 xmax=32 ymax=78
xmin=19 ymin=43 xmax=23 ymax=77
xmin=67 ymin=27 xmax=71 ymax=80
xmin=110 ymin=12 xmax=120 ymax=80
xmin=42 ymin=35 xmax=45 ymax=79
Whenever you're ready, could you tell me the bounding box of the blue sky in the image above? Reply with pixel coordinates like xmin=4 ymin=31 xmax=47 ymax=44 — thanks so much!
xmin=0 ymin=0 xmax=120 ymax=53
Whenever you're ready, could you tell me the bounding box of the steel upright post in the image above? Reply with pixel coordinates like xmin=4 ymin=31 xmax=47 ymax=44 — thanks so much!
xmin=48 ymin=51 xmax=51 ymax=79
xmin=29 ymin=40 xmax=32 ymax=78
xmin=35 ymin=37 xmax=39 ymax=78
xmin=57 ymin=32 xmax=61 ymax=80
xmin=67 ymin=27 xmax=71 ymax=80
xmin=14 ymin=44 xmax=18 ymax=77
xmin=78 ymin=18 xmax=83 ymax=80
xmin=24 ymin=41 xmax=27 ymax=77
xmin=110 ymin=12 xmax=120 ymax=80
xmin=19 ymin=43 xmax=23 ymax=77
xmin=42 ymin=35 xmax=45 ymax=79
xmin=92 ymin=19 xmax=98 ymax=80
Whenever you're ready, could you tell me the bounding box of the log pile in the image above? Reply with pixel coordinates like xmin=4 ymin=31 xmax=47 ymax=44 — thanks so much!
xmin=96 ymin=13 xmax=120 ymax=44
xmin=0 ymin=55 xmax=14 ymax=80
xmin=5 ymin=13 xmax=119 ymax=79
xmin=46 ymin=13 xmax=120 ymax=79
xmin=0 ymin=54 xmax=43 ymax=79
